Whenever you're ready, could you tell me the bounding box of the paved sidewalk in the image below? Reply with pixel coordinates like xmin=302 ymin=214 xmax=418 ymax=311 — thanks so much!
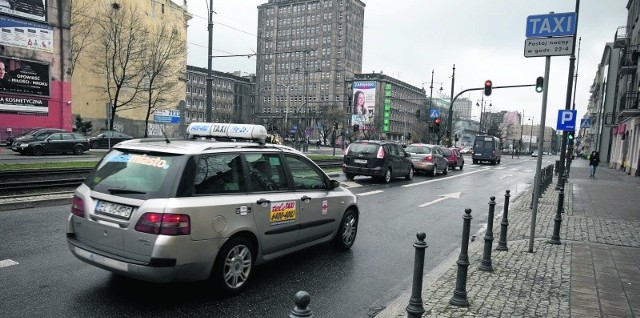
xmin=378 ymin=158 xmax=640 ymax=317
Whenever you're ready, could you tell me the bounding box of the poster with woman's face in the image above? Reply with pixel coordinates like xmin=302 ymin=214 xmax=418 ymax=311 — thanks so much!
xmin=353 ymin=81 xmax=376 ymax=119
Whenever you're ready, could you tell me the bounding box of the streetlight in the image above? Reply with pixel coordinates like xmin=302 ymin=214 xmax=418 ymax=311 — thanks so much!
xmin=475 ymin=99 xmax=492 ymax=134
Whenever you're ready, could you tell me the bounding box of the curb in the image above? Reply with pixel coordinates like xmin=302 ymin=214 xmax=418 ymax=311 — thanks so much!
xmin=0 ymin=194 xmax=73 ymax=211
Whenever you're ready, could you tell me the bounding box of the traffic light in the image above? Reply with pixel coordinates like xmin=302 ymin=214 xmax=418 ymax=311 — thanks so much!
xmin=455 ymin=134 xmax=459 ymax=142
xmin=353 ymin=124 xmax=359 ymax=132
xmin=484 ymin=80 xmax=492 ymax=96
xmin=567 ymin=131 xmax=574 ymax=140
xmin=434 ymin=117 xmax=441 ymax=133
xmin=334 ymin=122 xmax=338 ymax=130
xmin=407 ymin=133 xmax=412 ymax=140
xmin=535 ymin=76 xmax=544 ymax=93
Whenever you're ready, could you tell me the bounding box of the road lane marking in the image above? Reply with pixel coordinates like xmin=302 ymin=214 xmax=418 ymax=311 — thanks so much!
xmin=358 ymin=190 xmax=384 ymax=196
xmin=419 ymin=192 xmax=461 ymax=207
xmin=402 ymin=168 xmax=490 ymax=187
xmin=340 ymin=181 xmax=362 ymax=188
xmin=0 ymin=259 xmax=19 ymax=268
xmin=499 ymin=174 xmax=514 ymax=179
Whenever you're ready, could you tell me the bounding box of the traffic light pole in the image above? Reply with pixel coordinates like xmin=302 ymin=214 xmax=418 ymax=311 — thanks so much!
xmin=445 ymin=84 xmax=536 ymax=147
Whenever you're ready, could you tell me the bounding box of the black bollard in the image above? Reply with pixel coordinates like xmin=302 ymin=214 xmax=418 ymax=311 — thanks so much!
xmin=406 ymin=232 xmax=428 ymax=318
xmin=479 ymin=197 xmax=496 ymax=272
xmin=289 ymin=291 xmax=313 ymax=318
xmin=450 ymin=208 xmax=472 ymax=307
xmin=548 ymin=187 xmax=564 ymax=245
xmin=496 ymin=190 xmax=511 ymax=251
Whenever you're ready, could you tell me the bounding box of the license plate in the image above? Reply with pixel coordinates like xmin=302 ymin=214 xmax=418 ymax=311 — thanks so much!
xmin=95 ymin=200 xmax=133 ymax=219
xmin=354 ymin=159 xmax=367 ymax=164
xmin=75 ymin=247 xmax=128 ymax=271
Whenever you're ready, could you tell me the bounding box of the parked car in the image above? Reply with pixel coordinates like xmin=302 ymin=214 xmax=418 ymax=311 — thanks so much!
xmin=444 ymin=147 xmax=465 ymax=170
xmin=12 ymin=132 xmax=89 ymax=156
xmin=67 ymin=122 xmax=359 ymax=295
xmin=4 ymin=127 xmax=44 ymax=146
xmin=459 ymin=146 xmax=473 ymax=155
xmin=342 ymin=140 xmax=414 ymax=183
xmin=404 ymin=143 xmax=449 ymax=176
xmin=88 ymin=130 xmax=133 ymax=149
xmin=472 ymin=135 xmax=502 ymax=165
xmin=9 ymin=128 xmax=66 ymax=151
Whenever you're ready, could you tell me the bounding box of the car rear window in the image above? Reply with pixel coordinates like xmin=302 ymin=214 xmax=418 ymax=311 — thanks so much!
xmin=85 ymin=149 xmax=188 ymax=199
xmin=474 ymin=140 xmax=494 ymax=149
xmin=405 ymin=146 xmax=432 ymax=154
xmin=348 ymin=143 xmax=379 ymax=154
xmin=442 ymin=149 xmax=452 ymax=156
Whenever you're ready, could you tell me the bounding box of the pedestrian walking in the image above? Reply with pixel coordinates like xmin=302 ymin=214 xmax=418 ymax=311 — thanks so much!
xmin=316 ymin=139 xmax=321 ymax=149
xmin=589 ymin=150 xmax=600 ymax=178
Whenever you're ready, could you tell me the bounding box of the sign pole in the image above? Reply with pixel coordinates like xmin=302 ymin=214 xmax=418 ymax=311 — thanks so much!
xmin=528 ymin=55 xmax=551 ymax=253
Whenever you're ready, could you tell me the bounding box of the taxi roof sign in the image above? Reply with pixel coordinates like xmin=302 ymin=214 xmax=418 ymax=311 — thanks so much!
xmin=186 ymin=122 xmax=268 ymax=141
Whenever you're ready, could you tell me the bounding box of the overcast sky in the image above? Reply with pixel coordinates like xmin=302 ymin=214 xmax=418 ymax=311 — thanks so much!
xmin=180 ymin=0 xmax=628 ymax=129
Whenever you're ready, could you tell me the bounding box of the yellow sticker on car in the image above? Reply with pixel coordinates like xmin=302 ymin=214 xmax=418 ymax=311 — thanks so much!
xmin=270 ymin=201 xmax=296 ymax=225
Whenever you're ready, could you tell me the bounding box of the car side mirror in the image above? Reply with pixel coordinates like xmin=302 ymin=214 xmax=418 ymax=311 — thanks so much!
xmin=405 ymin=152 xmax=411 ymax=158
xmin=329 ymin=179 xmax=340 ymax=190
xmin=46 ymin=138 xmax=51 ymax=143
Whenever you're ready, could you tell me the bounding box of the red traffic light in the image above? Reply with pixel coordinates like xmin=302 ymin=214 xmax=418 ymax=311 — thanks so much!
xmin=484 ymin=80 xmax=492 ymax=96
xmin=434 ymin=117 xmax=441 ymax=124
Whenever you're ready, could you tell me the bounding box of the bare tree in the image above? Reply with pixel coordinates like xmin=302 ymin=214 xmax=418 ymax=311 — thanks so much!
xmin=140 ymin=24 xmax=186 ymax=137
xmin=318 ymin=106 xmax=347 ymax=145
xmin=70 ymin=0 xmax=96 ymax=76
xmin=91 ymin=2 xmax=147 ymax=130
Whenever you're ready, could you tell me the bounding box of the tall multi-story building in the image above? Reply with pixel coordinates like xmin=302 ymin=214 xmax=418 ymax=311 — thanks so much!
xmin=255 ymin=0 xmax=365 ymax=134
xmin=185 ymin=66 xmax=255 ymax=124
xmin=71 ymin=0 xmax=191 ymax=137
xmin=0 ymin=0 xmax=72 ymax=143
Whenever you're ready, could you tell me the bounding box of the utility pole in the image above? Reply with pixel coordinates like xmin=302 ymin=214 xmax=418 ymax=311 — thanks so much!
xmin=446 ymin=64 xmax=455 ymax=146
xmin=205 ymin=0 xmax=214 ymax=123
xmin=557 ymin=0 xmax=581 ymax=189
xmin=429 ymin=70 xmax=434 ymax=143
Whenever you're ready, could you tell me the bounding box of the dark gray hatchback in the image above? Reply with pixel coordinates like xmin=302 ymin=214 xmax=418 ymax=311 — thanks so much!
xmin=342 ymin=140 xmax=414 ymax=183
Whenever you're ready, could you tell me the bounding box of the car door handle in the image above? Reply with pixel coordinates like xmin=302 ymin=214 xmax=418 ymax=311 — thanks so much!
xmin=256 ymin=198 xmax=271 ymax=205
xmin=301 ymin=195 xmax=311 ymax=202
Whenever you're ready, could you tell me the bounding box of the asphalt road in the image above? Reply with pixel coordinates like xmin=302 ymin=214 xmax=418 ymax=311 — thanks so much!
xmin=0 ymin=154 xmax=558 ymax=318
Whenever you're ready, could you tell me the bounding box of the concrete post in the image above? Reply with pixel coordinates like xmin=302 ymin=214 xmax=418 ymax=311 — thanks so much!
xmin=288 ymin=291 xmax=313 ymax=318
xmin=549 ymin=187 xmax=564 ymax=245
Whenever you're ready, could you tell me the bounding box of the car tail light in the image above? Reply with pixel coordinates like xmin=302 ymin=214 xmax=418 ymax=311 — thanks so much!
xmin=376 ymin=146 xmax=385 ymax=159
xmin=135 ymin=213 xmax=191 ymax=235
xmin=71 ymin=195 xmax=85 ymax=217
xmin=422 ymin=155 xmax=433 ymax=162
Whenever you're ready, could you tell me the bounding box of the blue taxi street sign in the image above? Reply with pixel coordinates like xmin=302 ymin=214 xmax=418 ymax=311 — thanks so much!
xmin=580 ymin=118 xmax=592 ymax=128
xmin=526 ymin=12 xmax=577 ymax=38
xmin=556 ymin=109 xmax=577 ymax=131
xmin=429 ymin=109 xmax=440 ymax=119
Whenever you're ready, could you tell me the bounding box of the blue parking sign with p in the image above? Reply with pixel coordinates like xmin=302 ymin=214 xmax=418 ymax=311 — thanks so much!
xmin=556 ymin=110 xmax=577 ymax=130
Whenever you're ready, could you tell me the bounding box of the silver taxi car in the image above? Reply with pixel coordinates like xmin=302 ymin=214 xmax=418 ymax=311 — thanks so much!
xmin=67 ymin=123 xmax=359 ymax=295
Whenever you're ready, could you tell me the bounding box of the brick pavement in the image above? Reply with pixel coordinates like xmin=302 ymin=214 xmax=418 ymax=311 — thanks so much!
xmin=378 ymin=158 xmax=640 ymax=317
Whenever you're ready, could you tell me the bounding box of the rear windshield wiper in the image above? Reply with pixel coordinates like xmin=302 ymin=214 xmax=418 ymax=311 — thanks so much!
xmin=108 ymin=188 xmax=147 ymax=194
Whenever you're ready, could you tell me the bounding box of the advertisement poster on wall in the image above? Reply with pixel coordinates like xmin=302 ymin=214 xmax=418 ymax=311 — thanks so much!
xmin=0 ymin=15 xmax=53 ymax=53
xmin=0 ymin=55 xmax=50 ymax=97
xmin=0 ymin=93 xmax=47 ymax=115
xmin=352 ymin=81 xmax=376 ymax=126
xmin=0 ymin=0 xmax=47 ymax=23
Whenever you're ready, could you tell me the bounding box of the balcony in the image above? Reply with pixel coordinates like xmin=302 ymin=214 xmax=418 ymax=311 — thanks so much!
xmin=620 ymin=46 xmax=639 ymax=75
xmin=618 ymin=91 xmax=640 ymax=118
xmin=614 ymin=26 xmax=628 ymax=49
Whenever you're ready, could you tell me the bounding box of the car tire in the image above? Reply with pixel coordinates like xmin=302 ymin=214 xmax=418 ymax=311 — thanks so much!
xmin=91 ymin=141 xmax=100 ymax=149
xmin=472 ymin=159 xmax=477 ymax=164
xmin=443 ymin=164 xmax=448 ymax=175
xmin=345 ymin=173 xmax=356 ymax=180
xmin=459 ymin=163 xmax=464 ymax=170
xmin=405 ymin=166 xmax=414 ymax=180
xmin=211 ymin=236 xmax=255 ymax=296
xmin=31 ymin=146 xmax=44 ymax=156
xmin=382 ymin=168 xmax=392 ymax=183
xmin=430 ymin=165 xmax=437 ymax=177
xmin=74 ymin=145 xmax=85 ymax=155
xmin=331 ymin=209 xmax=358 ymax=250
